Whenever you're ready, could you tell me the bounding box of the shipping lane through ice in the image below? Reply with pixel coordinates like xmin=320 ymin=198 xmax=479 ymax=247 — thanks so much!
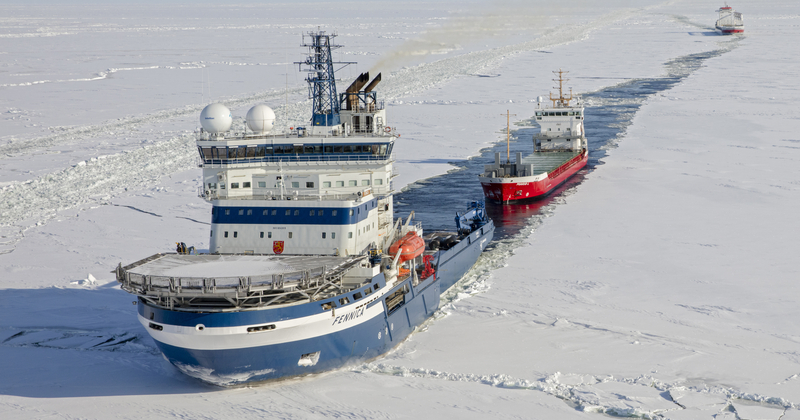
xmin=372 ymin=30 xmax=800 ymax=419
xmin=394 ymin=39 xmax=744 ymax=316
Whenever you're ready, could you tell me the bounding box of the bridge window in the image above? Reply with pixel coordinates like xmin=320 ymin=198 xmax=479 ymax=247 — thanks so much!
xmin=238 ymin=209 xmax=244 ymax=215
xmin=319 ymin=210 xmax=324 ymax=216
xmin=243 ymin=182 xmax=251 ymax=188
xmin=324 ymin=145 xmax=333 ymax=153
xmin=332 ymin=210 xmax=338 ymax=216
xmin=310 ymin=210 xmax=316 ymax=216
xmin=265 ymin=146 xmax=274 ymax=155
xmin=306 ymin=182 xmax=314 ymax=188
xmin=246 ymin=147 xmax=256 ymax=157
xmin=271 ymin=210 xmax=277 ymax=216
xmin=247 ymin=209 xmax=252 ymax=215
xmin=304 ymin=146 xmax=314 ymax=154
xmin=375 ymin=179 xmax=383 ymax=185
xmin=343 ymin=145 xmax=352 ymax=153
xmin=294 ymin=145 xmax=304 ymax=154
xmin=285 ymin=210 xmax=291 ymax=216
xmin=294 ymin=210 xmax=299 ymax=216
xmin=380 ymin=145 xmax=387 ymax=155
xmin=353 ymin=292 xmax=362 ymax=300
xmin=263 ymin=210 xmax=268 ymax=216
xmin=231 ymin=183 xmax=239 ymax=189
xmin=225 ymin=209 xmax=230 ymax=215
xmin=334 ymin=145 xmax=343 ymax=153
xmin=292 ymin=182 xmax=299 ymax=188
xmin=339 ymin=297 xmax=350 ymax=305
xmin=336 ymin=181 xmax=344 ymax=187
xmin=258 ymin=181 xmax=266 ymax=188
xmin=349 ymin=180 xmax=357 ymax=187
xmin=323 ymin=181 xmax=331 ymax=188
xmin=362 ymin=180 xmax=370 ymax=186
xmin=256 ymin=146 xmax=266 ymax=157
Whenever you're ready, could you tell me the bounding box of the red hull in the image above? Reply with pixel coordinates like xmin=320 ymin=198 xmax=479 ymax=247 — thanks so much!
xmin=481 ymin=150 xmax=587 ymax=203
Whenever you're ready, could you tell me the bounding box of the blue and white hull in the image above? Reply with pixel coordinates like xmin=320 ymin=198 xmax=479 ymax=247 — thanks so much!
xmin=135 ymin=221 xmax=493 ymax=385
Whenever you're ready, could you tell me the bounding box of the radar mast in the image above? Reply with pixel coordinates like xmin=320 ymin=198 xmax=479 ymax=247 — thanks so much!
xmin=295 ymin=31 xmax=355 ymax=127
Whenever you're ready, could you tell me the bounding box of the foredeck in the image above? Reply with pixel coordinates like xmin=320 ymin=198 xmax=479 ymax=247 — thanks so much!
xmin=117 ymin=253 xmax=367 ymax=311
xmin=522 ymin=150 xmax=583 ymax=176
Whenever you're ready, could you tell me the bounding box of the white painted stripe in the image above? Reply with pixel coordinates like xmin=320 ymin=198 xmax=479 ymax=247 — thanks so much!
xmin=142 ymin=296 xmax=388 ymax=351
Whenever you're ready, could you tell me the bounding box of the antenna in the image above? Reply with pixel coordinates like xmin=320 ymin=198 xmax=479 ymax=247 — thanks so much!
xmin=502 ymin=110 xmax=517 ymax=164
xmin=285 ymin=48 xmax=289 ymax=110
xmin=549 ymin=69 xmax=573 ymax=108
xmin=295 ymin=31 xmax=356 ymax=127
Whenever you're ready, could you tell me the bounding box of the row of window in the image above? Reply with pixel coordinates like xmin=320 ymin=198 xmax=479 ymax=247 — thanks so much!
xmin=213 ymin=231 xmax=355 ymax=239
xmin=322 ymin=283 xmax=381 ymax=310
xmin=208 ymin=179 xmax=384 ymax=190
xmin=199 ymin=143 xmax=391 ymax=160
xmin=217 ymin=208 xmax=350 ymax=216
xmin=535 ymin=111 xmax=582 ymax=117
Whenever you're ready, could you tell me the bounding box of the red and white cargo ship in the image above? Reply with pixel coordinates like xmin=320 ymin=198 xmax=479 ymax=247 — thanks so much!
xmin=479 ymin=70 xmax=588 ymax=203
xmin=716 ymin=4 xmax=744 ymax=34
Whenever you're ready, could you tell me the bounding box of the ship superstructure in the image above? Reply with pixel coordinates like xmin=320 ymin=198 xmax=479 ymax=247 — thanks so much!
xmin=116 ymin=31 xmax=494 ymax=385
xmin=716 ymin=4 xmax=744 ymax=34
xmin=479 ymin=69 xmax=588 ymax=203
xmin=197 ymin=33 xmax=394 ymax=256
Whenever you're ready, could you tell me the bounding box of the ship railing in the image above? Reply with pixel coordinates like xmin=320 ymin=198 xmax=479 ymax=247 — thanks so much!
xmin=207 ymin=186 xmax=393 ymax=202
xmin=196 ymin=130 xmax=394 ymax=142
xmin=117 ymin=255 xmax=368 ymax=310
xmin=200 ymin=154 xmax=395 ymax=168
xmin=546 ymin=149 xmax=586 ymax=180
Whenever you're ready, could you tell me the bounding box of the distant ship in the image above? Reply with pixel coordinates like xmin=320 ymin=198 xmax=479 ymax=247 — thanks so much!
xmin=479 ymin=70 xmax=588 ymax=203
xmin=116 ymin=31 xmax=494 ymax=385
xmin=716 ymin=4 xmax=744 ymax=34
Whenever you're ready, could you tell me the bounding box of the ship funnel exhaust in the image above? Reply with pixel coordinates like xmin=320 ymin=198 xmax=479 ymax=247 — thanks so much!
xmin=345 ymin=72 xmax=370 ymax=110
xmin=363 ymin=73 xmax=382 ymax=93
xmin=346 ymin=72 xmax=370 ymax=93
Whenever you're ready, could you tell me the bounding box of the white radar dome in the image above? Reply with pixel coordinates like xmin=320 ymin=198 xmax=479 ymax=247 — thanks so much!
xmin=246 ymin=104 xmax=276 ymax=134
xmin=537 ymin=96 xmax=543 ymax=103
xmin=200 ymin=103 xmax=232 ymax=133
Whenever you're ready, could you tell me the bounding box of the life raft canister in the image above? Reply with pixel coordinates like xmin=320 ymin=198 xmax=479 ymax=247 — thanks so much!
xmin=388 ymin=232 xmax=425 ymax=264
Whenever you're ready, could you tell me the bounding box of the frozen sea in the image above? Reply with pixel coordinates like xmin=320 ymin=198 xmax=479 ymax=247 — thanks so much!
xmin=2 ymin=1 xmax=799 ymax=419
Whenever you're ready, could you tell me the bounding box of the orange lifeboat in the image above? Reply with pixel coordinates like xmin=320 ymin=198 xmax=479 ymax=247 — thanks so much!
xmin=388 ymin=232 xmax=425 ymax=264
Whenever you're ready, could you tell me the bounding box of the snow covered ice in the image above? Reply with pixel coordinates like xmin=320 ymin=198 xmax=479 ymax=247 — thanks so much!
xmin=2 ymin=0 xmax=800 ymax=418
